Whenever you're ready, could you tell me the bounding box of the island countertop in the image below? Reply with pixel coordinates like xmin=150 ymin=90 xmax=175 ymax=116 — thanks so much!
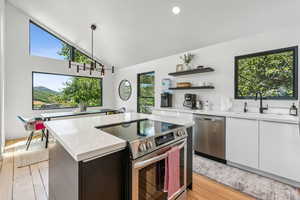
xmin=44 ymin=112 xmax=194 ymax=162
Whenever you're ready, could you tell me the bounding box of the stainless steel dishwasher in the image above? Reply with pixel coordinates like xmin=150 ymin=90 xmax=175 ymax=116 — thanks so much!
xmin=193 ymin=114 xmax=226 ymax=163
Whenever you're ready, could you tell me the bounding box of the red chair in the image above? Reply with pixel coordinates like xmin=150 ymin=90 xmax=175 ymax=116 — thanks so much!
xmin=17 ymin=116 xmax=47 ymax=150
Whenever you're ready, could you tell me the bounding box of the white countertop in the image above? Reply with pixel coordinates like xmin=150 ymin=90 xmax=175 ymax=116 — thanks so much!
xmin=44 ymin=112 xmax=194 ymax=162
xmin=154 ymin=108 xmax=299 ymax=124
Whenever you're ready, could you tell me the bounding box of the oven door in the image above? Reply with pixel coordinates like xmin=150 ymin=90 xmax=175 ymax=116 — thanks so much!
xmin=132 ymin=139 xmax=187 ymax=200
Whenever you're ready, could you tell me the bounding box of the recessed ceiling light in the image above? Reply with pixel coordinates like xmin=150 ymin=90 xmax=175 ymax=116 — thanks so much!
xmin=172 ymin=6 xmax=181 ymax=15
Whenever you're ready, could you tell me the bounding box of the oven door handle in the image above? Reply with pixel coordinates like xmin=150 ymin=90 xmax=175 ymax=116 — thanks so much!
xmin=133 ymin=140 xmax=186 ymax=169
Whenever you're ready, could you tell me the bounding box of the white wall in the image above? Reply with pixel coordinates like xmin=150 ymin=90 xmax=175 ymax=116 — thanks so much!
xmin=114 ymin=27 xmax=300 ymax=113
xmin=5 ymin=4 xmax=115 ymax=139
xmin=0 ymin=0 xmax=5 ymax=153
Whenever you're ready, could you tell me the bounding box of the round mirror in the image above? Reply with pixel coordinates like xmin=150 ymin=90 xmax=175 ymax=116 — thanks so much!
xmin=119 ymin=80 xmax=132 ymax=101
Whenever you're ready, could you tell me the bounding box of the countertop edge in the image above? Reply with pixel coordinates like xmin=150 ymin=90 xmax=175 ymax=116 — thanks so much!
xmin=77 ymin=144 xmax=127 ymax=162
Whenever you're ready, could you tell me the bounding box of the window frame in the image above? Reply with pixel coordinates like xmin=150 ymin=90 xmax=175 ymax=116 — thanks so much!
xmin=234 ymin=46 xmax=298 ymax=100
xmin=29 ymin=20 xmax=96 ymax=64
xmin=29 ymin=20 xmax=73 ymax=60
xmin=137 ymin=71 xmax=155 ymax=114
xmin=32 ymin=71 xmax=103 ymax=110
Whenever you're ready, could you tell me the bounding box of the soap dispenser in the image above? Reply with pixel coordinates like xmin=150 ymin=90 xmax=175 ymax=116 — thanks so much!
xmin=289 ymin=103 xmax=298 ymax=116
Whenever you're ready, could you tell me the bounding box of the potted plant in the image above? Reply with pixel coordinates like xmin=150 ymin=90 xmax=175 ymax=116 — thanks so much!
xmin=78 ymin=102 xmax=87 ymax=112
xmin=75 ymin=92 xmax=89 ymax=112
xmin=180 ymin=53 xmax=195 ymax=70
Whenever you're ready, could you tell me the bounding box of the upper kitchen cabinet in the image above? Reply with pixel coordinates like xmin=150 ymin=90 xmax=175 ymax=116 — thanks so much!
xmin=226 ymin=117 xmax=259 ymax=169
xmin=260 ymin=121 xmax=300 ymax=183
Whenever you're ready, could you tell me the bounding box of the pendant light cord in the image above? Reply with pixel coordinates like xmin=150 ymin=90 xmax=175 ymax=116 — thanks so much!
xmin=91 ymin=27 xmax=94 ymax=60
xmin=69 ymin=24 xmax=114 ymax=75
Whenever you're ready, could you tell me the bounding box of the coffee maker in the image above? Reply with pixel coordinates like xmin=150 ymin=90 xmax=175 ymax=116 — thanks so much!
xmin=183 ymin=94 xmax=197 ymax=109
xmin=161 ymin=93 xmax=172 ymax=107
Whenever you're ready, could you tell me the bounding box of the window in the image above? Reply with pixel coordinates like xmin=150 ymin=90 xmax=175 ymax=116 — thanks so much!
xmin=29 ymin=21 xmax=71 ymax=60
xmin=235 ymin=46 xmax=298 ymax=100
xmin=32 ymin=72 xmax=102 ymax=110
xmin=29 ymin=21 xmax=93 ymax=64
xmin=137 ymin=71 xmax=155 ymax=114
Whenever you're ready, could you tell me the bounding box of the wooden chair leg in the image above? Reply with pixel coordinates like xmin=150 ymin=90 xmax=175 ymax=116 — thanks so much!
xmin=26 ymin=135 xmax=30 ymax=146
xmin=26 ymin=131 xmax=34 ymax=151
xmin=26 ymin=131 xmax=33 ymax=146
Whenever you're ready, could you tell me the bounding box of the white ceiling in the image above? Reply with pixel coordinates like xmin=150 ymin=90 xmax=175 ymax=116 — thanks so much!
xmin=8 ymin=0 xmax=300 ymax=68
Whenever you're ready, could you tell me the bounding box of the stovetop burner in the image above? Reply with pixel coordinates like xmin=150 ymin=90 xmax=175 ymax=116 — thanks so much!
xmin=96 ymin=119 xmax=182 ymax=142
xmin=96 ymin=119 xmax=187 ymax=159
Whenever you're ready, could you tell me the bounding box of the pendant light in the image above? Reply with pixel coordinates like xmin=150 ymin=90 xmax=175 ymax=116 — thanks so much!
xmin=68 ymin=24 xmax=114 ymax=76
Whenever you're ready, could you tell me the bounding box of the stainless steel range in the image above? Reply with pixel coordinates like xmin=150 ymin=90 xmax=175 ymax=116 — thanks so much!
xmin=97 ymin=119 xmax=188 ymax=200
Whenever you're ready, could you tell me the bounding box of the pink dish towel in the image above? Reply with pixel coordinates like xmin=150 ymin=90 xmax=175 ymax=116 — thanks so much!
xmin=164 ymin=146 xmax=180 ymax=198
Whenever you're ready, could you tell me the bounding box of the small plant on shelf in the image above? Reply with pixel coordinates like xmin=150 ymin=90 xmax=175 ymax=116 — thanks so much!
xmin=180 ymin=53 xmax=195 ymax=70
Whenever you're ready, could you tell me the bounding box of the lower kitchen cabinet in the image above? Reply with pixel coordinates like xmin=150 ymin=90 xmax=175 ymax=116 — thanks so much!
xmin=49 ymin=142 xmax=127 ymax=200
xmin=187 ymin=127 xmax=193 ymax=189
xmin=260 ymin=121 xmax=300 ymax=182
xmin=226 ymin=117 xmax=259 ymax=169
xmin=81 ymin=151 xmax=127 ymax=200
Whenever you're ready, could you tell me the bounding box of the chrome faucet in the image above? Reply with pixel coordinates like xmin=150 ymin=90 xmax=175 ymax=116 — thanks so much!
xmin=255 ymin=92 xmax=268 ymax=114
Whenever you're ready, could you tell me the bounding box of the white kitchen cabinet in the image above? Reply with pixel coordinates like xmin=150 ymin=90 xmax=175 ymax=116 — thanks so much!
xmin=260 ymin=121 xmax=300 ymax=182
xmin=226 ymin=117 xmax=259 ymax=169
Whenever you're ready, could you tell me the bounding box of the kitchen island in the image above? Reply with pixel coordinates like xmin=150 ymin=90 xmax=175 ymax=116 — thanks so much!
xmin=45 ymin=112 xmax=194 ymax=200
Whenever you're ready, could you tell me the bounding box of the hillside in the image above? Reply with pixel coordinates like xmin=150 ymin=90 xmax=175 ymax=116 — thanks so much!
xmin=34 ymin=86 xmax=59 ymax=94
xmin=33 ymin=86 xmax=60 ymax=103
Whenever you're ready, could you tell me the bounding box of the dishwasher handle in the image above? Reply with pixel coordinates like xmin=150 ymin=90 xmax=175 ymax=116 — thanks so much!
xmin=193 ymin=115 xmax=224 ymax=122
xmin=202 ymin=117 xmax=213 ymax=121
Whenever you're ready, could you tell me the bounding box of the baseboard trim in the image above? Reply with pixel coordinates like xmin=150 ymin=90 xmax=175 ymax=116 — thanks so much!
xmin=228 ymin=161 xmax=300 ymax=188
xmin=194 ymin=151 xmax=227 ymax=164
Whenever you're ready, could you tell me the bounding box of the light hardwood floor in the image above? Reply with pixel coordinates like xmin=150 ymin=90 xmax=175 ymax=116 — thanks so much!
xmin=0 ymin=139 xmax=254 ymax=200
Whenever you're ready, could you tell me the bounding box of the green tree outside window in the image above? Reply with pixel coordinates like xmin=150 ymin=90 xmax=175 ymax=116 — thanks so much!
xmin=236 ymin=48 xmax=297 ymax=99
xmin=138 ymin=72 xmax=155 ymax=114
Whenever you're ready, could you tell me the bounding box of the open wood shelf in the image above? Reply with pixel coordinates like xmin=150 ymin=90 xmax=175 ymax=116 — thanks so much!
xmin=168 ymin=67 xmax=214 ymax=76
xmin=169 ymin=86 xmax=215 ymax=90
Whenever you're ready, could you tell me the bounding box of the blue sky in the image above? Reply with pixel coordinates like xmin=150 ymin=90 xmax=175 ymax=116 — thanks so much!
xmin=30 ymin=22 xmax=67 ymax=60
xmin=33 ymin=73 xmax=71 ymax=92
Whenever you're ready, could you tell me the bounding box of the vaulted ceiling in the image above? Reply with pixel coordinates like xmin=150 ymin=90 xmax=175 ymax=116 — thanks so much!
xmin=8 ymin=0 xmax=300 ymax=68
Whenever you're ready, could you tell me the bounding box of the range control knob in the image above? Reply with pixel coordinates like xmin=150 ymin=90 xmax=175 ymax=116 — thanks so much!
xmin=138 ymin=143 xmax=147 ymax=152
xmin=177 ymin=130 xmax=185 ymax=137
xmin=146 ymin=141 xmax=154 ymax=150
xmin=177 ymin=131 xmax=182 ymax=136
xmin=180 ymin=130 xmax=186 ymax=136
